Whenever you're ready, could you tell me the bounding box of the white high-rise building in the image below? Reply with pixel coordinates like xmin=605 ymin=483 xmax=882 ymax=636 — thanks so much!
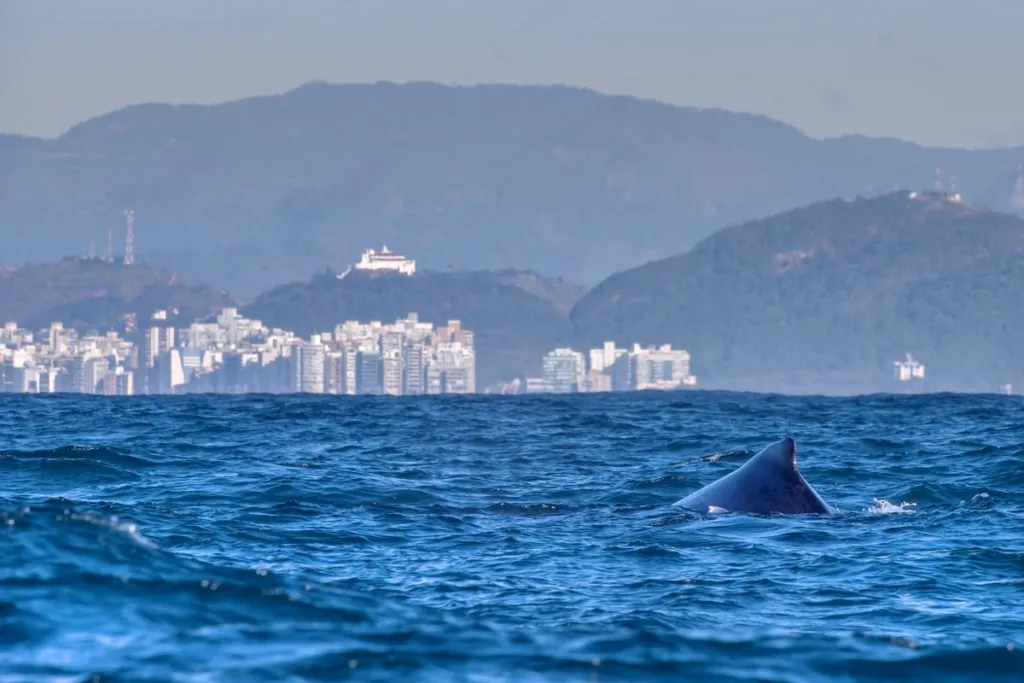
xmin=144 ymin=327 xmax=175 ymax=368
xmin=542 ymin=348 xmax=586 ymax=393
xmin=297 ymin=336 xmax=327 ymax=393
xmin=342 ymin=347 xmax=358 ymax=395
xmin=631 ymin=344 xmax=695 ymax=390
xmin=894 ymin=353 xmax=925 ymax=381
xmin=403 ymin=342 xmax=426 ymax=395
xmin=83 ymin=356 xmax=109 ymax=394
xmin=589 ymin=341 xmax=626 ymax=374
xmin=156 ymin=349 xmax=186 ymax=394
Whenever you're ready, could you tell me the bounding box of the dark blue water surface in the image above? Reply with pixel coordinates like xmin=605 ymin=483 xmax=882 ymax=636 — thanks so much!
xmin=3 ymin=392 xmax=1024 ymax=682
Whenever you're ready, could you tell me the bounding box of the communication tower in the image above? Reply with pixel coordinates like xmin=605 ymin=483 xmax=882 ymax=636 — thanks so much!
xmin=107 ymin=224 xmax=113 ymax=262
xmin=949 ymin=172 xmax=962 ymax=202
xmin=934 ymin=166 xmax=943 ymax=192
xmin=124 ymin=209 xmax=135 ymax=265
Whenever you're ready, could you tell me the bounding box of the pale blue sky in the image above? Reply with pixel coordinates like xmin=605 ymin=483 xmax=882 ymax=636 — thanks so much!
xmin=2 ymin=0 xmax=1022 ymax=147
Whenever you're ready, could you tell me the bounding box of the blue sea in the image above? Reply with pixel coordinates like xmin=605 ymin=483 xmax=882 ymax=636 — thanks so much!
xmin=2 ymin=392 xmax=1023 ymax=682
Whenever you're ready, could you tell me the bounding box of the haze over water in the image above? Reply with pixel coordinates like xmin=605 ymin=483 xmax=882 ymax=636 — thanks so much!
xmin=3 ymin=392 xmax=1023 ymax=682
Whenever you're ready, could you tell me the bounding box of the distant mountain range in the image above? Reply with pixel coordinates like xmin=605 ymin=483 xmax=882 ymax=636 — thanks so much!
xmin=3 ymin=81 xmax=1024 ymax=297
xmin=4 ymin=192 xmax=1023 ymax=394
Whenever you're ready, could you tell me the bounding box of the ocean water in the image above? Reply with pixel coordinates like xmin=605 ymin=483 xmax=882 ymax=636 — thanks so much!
xmin=2 ymin=392 xmax=1024 ymax=682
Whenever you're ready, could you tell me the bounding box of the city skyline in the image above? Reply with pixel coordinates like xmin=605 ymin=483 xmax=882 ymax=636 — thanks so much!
xmin=0 ymin=304 xmax=708 ymax=397
xmin=0 ymin=309 xmax=478 ymax=397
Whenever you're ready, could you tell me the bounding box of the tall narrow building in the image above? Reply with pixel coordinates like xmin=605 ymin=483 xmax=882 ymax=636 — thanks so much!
xmin=325 ymin=351 xmax=344 ymax=394
xmin=296 ymin=336 xmax=326 ymax=393
xmin=357 ymin=349 xmax=382 ymax=395
xmin=342 ymin=346 xmax=358 ymax=395
xmin=403 ymin=342 xmax=426 ymax=395
xmin=542 ymin=348 xmax=585 ymax=393
xmin=380 ymin=332 xmax=404 ymax=396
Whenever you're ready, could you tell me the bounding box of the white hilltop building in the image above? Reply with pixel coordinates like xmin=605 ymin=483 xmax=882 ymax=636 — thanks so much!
xmin=894 ymin=353 xmax=925 ymax=382
xmin=352 ymin=246 xmax=416 ymax=275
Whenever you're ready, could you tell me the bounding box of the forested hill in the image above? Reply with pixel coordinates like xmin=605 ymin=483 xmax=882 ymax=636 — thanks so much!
xmin=0 ymin=258 xmax=238 ymax=334
xmin=570 ymin=192 xmax=1024 ymax=394
xmin=243 ymin=268 xmax=580 ymax=387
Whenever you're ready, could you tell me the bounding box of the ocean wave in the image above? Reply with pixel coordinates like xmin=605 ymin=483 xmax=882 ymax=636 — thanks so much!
xmin=868 ymin=499 xmax=918 ymax=515
xmin=0 ymin=445 xmax=156 ymax=483
xmin=3 ymin=392 xmax=1024 ymax=681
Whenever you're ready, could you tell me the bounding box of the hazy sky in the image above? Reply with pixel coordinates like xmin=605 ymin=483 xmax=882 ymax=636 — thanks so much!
xmin=3 ymin=0 xmax=1022 ymax=148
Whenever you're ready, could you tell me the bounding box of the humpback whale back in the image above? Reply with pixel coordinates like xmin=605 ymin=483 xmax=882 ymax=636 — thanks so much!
xmin=676 ymin=438 xmax=833 ymax=515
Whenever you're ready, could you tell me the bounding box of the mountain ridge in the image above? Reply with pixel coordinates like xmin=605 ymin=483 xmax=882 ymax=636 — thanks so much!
xmin=4 ymin=81 xmax=1024 ymax=298
xmin=0 ymin=258 xmax=240 ymax=334
xmin=570 ymin=191 xmax=1024 ymax=394
xmin=241 ymin=267 xmax=579 ymax=387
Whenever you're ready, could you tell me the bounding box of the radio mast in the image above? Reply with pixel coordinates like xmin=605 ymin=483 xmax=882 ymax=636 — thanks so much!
xmin=124 ymin=209 xmax=135 ymax=265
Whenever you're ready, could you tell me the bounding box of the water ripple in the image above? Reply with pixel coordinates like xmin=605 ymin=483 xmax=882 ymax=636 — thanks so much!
xmin=2 ymin=392 xmax=1024 ymax=681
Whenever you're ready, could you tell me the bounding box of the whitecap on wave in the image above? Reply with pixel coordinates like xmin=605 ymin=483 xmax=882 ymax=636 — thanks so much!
xmin=868 ymin=498 xmax=917 ymax=515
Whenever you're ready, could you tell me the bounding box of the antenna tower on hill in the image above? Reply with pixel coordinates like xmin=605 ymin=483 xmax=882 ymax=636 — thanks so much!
xmin=124 ymin=209 xmax=135 ymax=265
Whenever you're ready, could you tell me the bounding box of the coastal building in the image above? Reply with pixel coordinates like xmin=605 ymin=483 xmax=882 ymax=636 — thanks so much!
xmin=325 ymin=351 xmax=344 ymax=394
xmin=0 ymin=307 xmax=475 ymax=398
xmin=542 ymin=348 xmax=586 ymax=393
xmin=297 ymin=336 xmax=327 ymax=393
xmin=353 ymin=246 xmax=416 ymax=276
xmin=426 ymin=342 xmax=475 ymax=394
xmin=532 ymin=342 xmax=697 ymax=393
xmin=894 ymin=353 xmax=925 ymax=381
xmin=342 ymin=347 xmax=358 ymax=395
xmin=582 ymin=371 xmax=612 ymax=393
xmin=357 ymin=349 xmax=383 ymax=395
xmin=630 ymin=344 xmax=695 ymax=390
xmin=432 ymin=321 xmax=475 ymax=392
xmin=69 ymin=355 xmax=88 ymax=393
xmin=524 ymin=377 xmax=551 ymax=394
xmin=588 ymin=341 xmax=626 ymax=374
xmin=37 ymin=367 xmax=60 ymax=394
xmin=114 ymin=370 xmax=135 ymax=396
xmin=403 ymin=342 xmax=426 ymax=395
xmin=83 ymin=356 xmax=109 ymax=394
xmin=381 ymin=350 xmax=403 ymax=396
xmin=155 ymin=349 xmax=186 ymax=394
xmin=47 ymin=322 xmax=70 ymax=354
xmin=144 ymin=326 xmax=175 ymax=367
